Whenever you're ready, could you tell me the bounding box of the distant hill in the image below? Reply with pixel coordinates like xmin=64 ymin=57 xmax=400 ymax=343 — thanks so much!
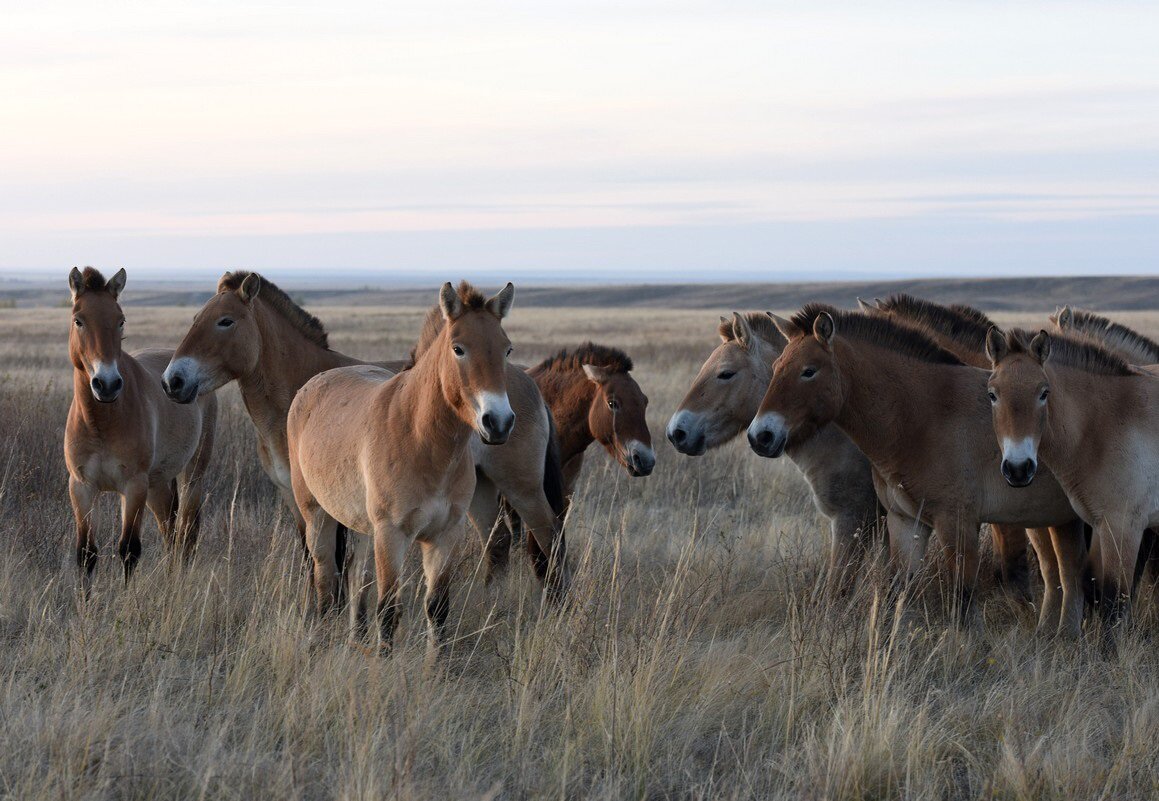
xmin=4 ymin=275 xmax=1158 ymax=311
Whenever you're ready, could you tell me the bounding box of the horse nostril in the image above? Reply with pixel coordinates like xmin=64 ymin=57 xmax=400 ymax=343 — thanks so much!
xmin=482 ymin=412 xmax=494 ymax=432
xmin=109 ymin=377 xmax=123 ymax=393
xmin=669 ymin=427 xmax=687 ymax=444
xmin=167 ymin=374 xmax=184 ymax=392
xmin=756 ymin=430 xmax=773 ymax=447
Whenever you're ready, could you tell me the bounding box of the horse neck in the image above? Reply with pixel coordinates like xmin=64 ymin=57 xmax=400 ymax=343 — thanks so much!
xmin=830 ymin=340 xmax=971 ymax=467
xmin=237 ymin=302 xmax=359 ymax=433
xmin=393 ymin=341 xmax=474 ymax=455
xmin=1041 ymin=365 xmax=1130 ymax=473
xmin=536 ymin=366 xmax=598 ymax=464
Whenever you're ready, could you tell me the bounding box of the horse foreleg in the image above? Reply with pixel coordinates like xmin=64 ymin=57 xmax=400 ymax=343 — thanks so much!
xmin=147 ymin=480 xmax=178 ymax=556
xmin=990 ymin=524 xmax=1031 ymax=600
xmin=118 ymin=478 xmax=148 ymax=583
xmin=1094 ymin=516 xmax=1146 ymax=629
xmin=372 ymin=521 xmax=409 ymax=655
xmin=1026 ymin=527 xmax=1061 ymax=634
xmin=933 ymin=517 xmax=982 ymax=624
xmin=1050 ymin=520 xmax=1087 ymax=640
xmin=419 ymin=534 xmax=456 ymax=664
xmin=69 ymin=476 xmax=99 ymax=589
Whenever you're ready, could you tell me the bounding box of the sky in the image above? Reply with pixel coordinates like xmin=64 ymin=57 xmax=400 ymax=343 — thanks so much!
xmin=2 ymin=1 xmax=1157 ymax=283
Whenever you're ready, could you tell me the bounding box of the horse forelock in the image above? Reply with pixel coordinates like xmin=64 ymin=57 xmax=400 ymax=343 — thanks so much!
xmin=1004 ymin=327 xmax=1136 ymax=376
xmin=791 ymin=303 xmax=965 ymax=366
xmin=216 ymin=271 xmax=329 ymax=349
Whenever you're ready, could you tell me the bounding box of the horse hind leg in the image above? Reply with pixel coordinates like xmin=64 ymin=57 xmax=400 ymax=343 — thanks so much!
xmin=505 ymin=484 xmax=568 ymax=604
xmin=1026 ymin=527 xmax=1062 ymax=634
xmin=419 ymin=535 xmax=456 ymax=665
xmin=147 ymin=479 xmax=179 ymax=556
xmin=174 ymin=402 xmax=217 ymax=562
xmin=347 ymin=534 xmax=375 ymax=642
xmin=468 ymin=473 xmax=511 ymax=582
xmin=990 ymin=524 xmax=1031 ymax=600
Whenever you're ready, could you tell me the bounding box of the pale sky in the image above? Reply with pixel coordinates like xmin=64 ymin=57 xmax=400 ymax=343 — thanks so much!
xmin=2 ymin=1 xmax=1157 ymax=282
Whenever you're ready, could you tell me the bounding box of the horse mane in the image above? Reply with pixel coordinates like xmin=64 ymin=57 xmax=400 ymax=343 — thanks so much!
xmin=791 ymin=303 xmax=964 ymax=365
xmin=1005 ymin=328 xmax=1136 ymax=377
xmin=404 ymin=281 xmax=490 ymax=368
xmin=218 ymin=271 xmax=330 ymax=349
xmin=876 ymin=294 xmax=995 ymax=354
xmin=718 ymin=312 xmax=787 ymax=349
xmin=533 ymin=342 xmax=633 ymax=375
xmin=1051 ymin=307 xmax=1159 ymax=365
xmin=78 ymin=266 xmax=111 ymax=293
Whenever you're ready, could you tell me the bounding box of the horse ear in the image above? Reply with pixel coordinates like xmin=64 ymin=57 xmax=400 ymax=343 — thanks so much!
xmin=439 ymin=282 xmax=461 ymax=319
xmin=1057 ymin=306 xmax=1073 ymax=329
xmin=768 ymin=312 xmax=800 ymax=340
xmin=813 ymin=312 xmax=835 ymax=344
xmin=1030 ymin=330 xmax=1051 ymax=364
xmin=107 ymin=268 xmax=127 ymax=299
xmin=486 ymin=282 xmax=515 ymax=319
xmin=582 ymin=363 xmax=609 ymax=384
xmin=238 ymin=273 xmax=262 ymax=304
xmin=731 ymin=312 xmax=752 ymax=349
xmin=985 ymin=326 xmax=1008 ymax=366
xmin=718 ymin=316 xmax=732 ymax=343
xmin=68 ymin=267 xmax=85 ymax=301
xmin=856 ymin=297 xmax=875 ymax=313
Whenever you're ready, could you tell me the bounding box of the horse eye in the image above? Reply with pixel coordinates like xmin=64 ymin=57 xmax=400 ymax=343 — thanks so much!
xmin=717 ymin=370 xmax=736 ymax=380
xmin=118 ymin=319 xmax=125 ymax=329
xmin=452 ymin=344 xmax=465 ymax=357
xmin=988 ymin=390 xmax=998 ymax=404
xmin=608 ymin=398 xmax=619 ymax=411
xmin=217 ymin=317 xmax=235 ymax=329
xmin=506 ymin=346 xmax=513 ymax=358
xmin=1039 ymin=388 xmax=1050 ymax=402
xmin=74 ymin=319 xmax=83 ymax=328
xmin=801 ymin=367 xmax=817 ymax=379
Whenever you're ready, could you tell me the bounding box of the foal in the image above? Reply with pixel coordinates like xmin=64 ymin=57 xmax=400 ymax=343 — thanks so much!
xmin=666 ymin=312 xmax=880 ymax=583
xmin=986 ymin=328 xmax=1159 ymax=625
xmin=64 ymin=268 xmax=217 ymax=584
xmin=288 ymin=282 xmax=516 ymax=654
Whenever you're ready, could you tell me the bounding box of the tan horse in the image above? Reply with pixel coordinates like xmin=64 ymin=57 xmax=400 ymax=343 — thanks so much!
xmin=64 ymin=268 xmax=217 ymax=584
xmin=986 ymin=327 xmax=1159 ymax=626
xmin=747 ymin=305 xmax=1085 ymax=633
xmin=860 ymin=294 xmax=1033 ymax=595
xmin=666 ymin=312 xmax=880 ymax=581
xmin=288 ymin=281 xmax=515 ymax=653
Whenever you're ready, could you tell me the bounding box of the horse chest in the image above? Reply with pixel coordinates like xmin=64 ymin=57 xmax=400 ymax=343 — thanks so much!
xmin=78 ymin=451 xmax=134 ymax=491
xmin=405 ymin=495 xmax=464 ymax=539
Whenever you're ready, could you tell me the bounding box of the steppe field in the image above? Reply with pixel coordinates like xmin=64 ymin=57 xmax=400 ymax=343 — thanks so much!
xmin=3 ymin=295 xmax=1159 ymax=800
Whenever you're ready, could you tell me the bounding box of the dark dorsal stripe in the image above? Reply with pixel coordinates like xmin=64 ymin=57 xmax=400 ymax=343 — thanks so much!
xmin=791 ymin=303 xmax=965 ymax=365
xmin=219 ymin=271 xmax=330 ymax=349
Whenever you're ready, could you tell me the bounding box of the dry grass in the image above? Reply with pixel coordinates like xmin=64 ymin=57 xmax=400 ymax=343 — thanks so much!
xmin=3 ymin=302 xmax=1159 ymax=800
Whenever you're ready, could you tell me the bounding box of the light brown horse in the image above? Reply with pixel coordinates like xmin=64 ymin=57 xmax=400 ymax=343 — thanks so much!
xmin=64 ymin=268 xmax=217 ymax=584
xmin=859 ymin=294 xmax=1033 ymax=595
xmin=748 ymin=305 xmax=1085 ymax=633
xmin=288 ymin=281 xmax=515 ymax=654
xmin=666 ymin=312 xmax=881 ymax=581
xmin=986 ymin=327 xmax=1159 ymax=626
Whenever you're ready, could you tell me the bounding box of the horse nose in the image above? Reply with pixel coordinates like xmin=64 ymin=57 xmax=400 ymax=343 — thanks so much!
xmin=630 ymin=446 xmax=655 ymax=476
xmin=91 ymin=374 xmax=122 ymax=401
xmin=164 ymin=373 xmax=184 ymax=395
xmin=1001 ymin=458 xmax=1037 ymax=487
xmin=481 ymin=410 xmax=515 ymax=444
xmin=667 ymin=425 xmax=687 ymax=446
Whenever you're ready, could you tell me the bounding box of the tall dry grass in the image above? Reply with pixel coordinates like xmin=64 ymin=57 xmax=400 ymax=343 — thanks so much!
xmin=1 ymin=302 xmax=1159 ymax=800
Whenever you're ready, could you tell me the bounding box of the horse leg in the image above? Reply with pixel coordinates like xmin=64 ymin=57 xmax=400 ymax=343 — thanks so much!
xmin=886 ymin=509 xmax=929 ymax=585
xmin=419 ymin=535 xmax=455 ymax=663
xmin=69 ymin=476 xmax=99 ymax=588
xmin=1051 ymin=520 xmax=1087 ymax=640
xmin=468 ymin=473 xmax=509 ymax=582
xmin=990 ymin=524 xmax=1031 ymax=600
xmin=347 ymin=534 xmax=375 ymax=642
xmin=372 ymin=521 xmax=409 ymax=655
xmin=174 ymin=404 xmax=215 ymax=563
xmin=1026 ymin=527 xmax=1061 ymax=635
xmin=827 ymin=513 xmax=865 ymax=595
xmin=1095 ymin=517 xmax=1146 ymax=628
xmin=118 ymin=477 xmax=148 ymax=583
xmin=504 ymin=482 xmax=568 ymax=603
xmin=147 ymin=479 xmax=178 ymax=557
xmin=933 ymin=517 xmax=982 ymax=623
xmin=305 ymin=509 xmax=340 ymax=619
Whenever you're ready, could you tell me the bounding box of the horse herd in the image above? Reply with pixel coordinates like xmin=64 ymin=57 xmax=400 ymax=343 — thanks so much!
xmin=64 ymin=267 xmax=1158 ymax=655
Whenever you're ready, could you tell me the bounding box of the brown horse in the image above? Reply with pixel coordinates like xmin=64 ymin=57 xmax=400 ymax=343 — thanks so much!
xmin=986 ymin=327 xmax=1159 ymax=626
xmin=748 ymin=305 xmax=1084 ymax=632
xmin=666 ymin=312 xmax=881 ymax=581
xmin=288 ymin=281 xmax=515 ymax=654
xmin=860 ymin=294 xmax=1033 ymax=596
xmin=64 ymin=268 xmax=217 ymax=584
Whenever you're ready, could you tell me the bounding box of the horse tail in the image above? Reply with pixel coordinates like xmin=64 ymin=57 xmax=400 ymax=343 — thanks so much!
xmin=543 ymin=404 xmax=567 ymax=519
